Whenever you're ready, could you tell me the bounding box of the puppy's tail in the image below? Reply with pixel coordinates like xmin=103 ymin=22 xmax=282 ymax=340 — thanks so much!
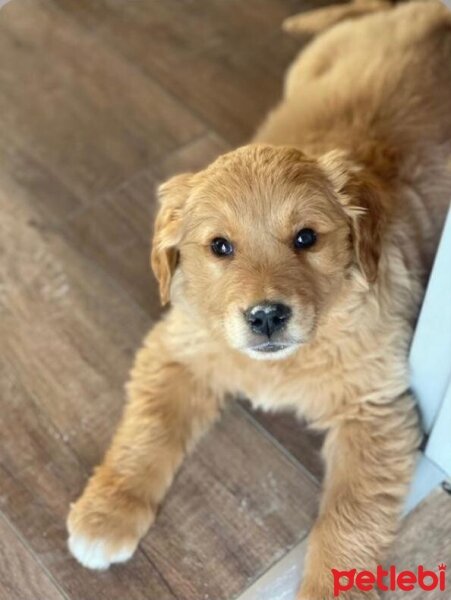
xmin=282 ymin=0 xmax=395 ymax=38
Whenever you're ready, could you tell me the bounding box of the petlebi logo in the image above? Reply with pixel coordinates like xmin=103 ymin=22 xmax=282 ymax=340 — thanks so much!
xmin=332 ymin=563 xmax=447 ymax=597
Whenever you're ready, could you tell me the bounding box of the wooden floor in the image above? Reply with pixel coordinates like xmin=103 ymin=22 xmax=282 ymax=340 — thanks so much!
xmin=0 ymin=1 xmax=449 ymax=599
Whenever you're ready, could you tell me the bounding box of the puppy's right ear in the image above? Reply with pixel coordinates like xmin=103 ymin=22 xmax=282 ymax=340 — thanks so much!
xmin=151 ymin=173 xmax=193 ymax=306
xmin=319 ymin=150 xmax=385 ymax=284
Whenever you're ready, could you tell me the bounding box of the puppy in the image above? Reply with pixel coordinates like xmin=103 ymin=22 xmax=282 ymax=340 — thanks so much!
xmin=67 ymin=2 xmax=451 ymax=598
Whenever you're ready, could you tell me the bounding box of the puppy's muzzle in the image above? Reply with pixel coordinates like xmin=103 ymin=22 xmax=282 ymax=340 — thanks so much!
xmin=244 ymin=302 xmax=292 ymax=338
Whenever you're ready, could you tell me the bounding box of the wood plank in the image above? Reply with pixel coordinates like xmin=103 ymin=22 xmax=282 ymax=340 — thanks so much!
xmin=0 ymin=514 xmax=66 ymax=600
xmin=157 ymin=132 xmax=231 ymax=180
xmin=386 ymin=487 xmax=451 ymax=599
xmin=0 ymin=130 xmax=85 ymax=225
xmin=58 ymin=169 xmax=161 ymax=317
xmin=0 ymin=187 xmax=151 ymax=465
xmin=47 ymin=0 xmax=306 ymax=144
xmin=246 ymin=406 xmax=324 ymax=481
xmin=0 ymin=0 xmax=205 ymax=209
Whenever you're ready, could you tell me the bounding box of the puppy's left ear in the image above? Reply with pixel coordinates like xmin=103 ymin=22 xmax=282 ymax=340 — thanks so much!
xmin=319 ymin=150 xmax=386 ymax=283
xmin=151 ymin=173 xmax=193 ymax=305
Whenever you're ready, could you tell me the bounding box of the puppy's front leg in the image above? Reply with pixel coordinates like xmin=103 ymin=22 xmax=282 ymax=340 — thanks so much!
xmin=67 ymin=323 xmax=220 ymax=570
xmin=298 ymin=394 xmax=420 ymax=600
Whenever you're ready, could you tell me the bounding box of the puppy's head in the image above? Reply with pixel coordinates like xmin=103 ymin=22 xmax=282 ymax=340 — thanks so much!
xmin=151 ymin=145 xmax=383 ymax=360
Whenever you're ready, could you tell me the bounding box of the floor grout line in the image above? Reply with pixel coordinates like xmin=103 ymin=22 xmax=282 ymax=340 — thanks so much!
xmin=0 ymin=508 xmax=71 ymax=600
xmin=236 ymin=402 xmax=322 ymax=489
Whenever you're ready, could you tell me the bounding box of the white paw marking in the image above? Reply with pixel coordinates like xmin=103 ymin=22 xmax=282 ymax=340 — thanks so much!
xmin=68 ymin=532 xmax=136 ymax=570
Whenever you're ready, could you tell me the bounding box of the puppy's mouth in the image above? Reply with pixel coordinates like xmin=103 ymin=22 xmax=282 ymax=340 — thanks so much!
xmin=250 ymin=342 xmax=291 ymax=353
xmin=243 ymin=340 xmax=302 ymax=361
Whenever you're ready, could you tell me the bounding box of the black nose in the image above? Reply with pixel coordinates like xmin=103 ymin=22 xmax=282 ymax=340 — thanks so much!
xmin=245 ymin=302 xmax=292 ymax=338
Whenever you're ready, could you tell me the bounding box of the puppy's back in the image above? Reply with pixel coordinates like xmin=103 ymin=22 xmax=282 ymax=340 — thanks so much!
xmin=255 ymin=1 xmax=451 ymax=162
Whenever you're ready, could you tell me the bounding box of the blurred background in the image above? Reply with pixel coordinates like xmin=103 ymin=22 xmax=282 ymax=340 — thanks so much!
xmin=0 ymin=2 xmax=449 ymax=600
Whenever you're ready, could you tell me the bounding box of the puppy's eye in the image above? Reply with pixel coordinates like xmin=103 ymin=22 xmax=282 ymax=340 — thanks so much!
xmin=211 ymin=237 xmax=234 ymax=257
xmin=293 ymin=228 xmax=317 ymax=250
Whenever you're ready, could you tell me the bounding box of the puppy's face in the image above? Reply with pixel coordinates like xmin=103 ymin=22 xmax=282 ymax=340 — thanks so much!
xmin=152 ymin=145 xmax=382 ymax=360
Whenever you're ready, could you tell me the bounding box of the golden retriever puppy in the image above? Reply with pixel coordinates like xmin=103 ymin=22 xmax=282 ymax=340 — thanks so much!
xmin=68 ymin=2 xmax=451 ymax=598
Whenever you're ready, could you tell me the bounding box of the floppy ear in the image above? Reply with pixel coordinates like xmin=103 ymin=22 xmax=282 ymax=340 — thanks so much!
xmin=319 ymin=150 xmax=386 ymax=283
xmin=150 ymin=173 xmax=193 ymax=305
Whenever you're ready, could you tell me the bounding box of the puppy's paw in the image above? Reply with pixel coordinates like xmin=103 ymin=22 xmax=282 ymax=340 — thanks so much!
xmin=67 ymin=484 xmax=154 ymax=570
xmin=68 ymin=531 xmax=137 ymax=570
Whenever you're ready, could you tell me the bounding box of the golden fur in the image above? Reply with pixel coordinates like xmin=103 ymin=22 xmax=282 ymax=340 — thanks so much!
xmin=68 ymin=2 xmax=451 ymax=597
